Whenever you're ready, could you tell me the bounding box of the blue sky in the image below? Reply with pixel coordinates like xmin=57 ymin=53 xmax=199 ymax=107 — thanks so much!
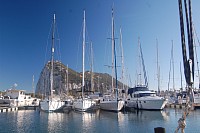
xmin=1 ymin=0 xmax=200 ymax=92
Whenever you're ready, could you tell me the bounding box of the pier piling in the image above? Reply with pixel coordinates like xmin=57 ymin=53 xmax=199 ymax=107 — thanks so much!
xmin=154 ymin=127 xmax=165 ymax=133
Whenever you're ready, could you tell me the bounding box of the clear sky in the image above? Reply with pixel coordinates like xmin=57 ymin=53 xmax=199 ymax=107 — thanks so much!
xmin=1 ymin=0 xmax=200 ymax=92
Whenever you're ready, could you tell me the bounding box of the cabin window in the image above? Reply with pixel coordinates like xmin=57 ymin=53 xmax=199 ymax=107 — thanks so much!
xmin=134 ymin=94 xmax=140 ymax=98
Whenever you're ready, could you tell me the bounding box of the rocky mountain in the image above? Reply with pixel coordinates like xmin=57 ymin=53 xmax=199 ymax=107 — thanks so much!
xmin=35 ymin=61 xmax=128 ymax=97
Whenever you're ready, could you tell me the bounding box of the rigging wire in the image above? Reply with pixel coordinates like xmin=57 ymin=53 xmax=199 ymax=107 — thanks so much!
xmin=55 ymin=21 xmax=62 ymax=62
xmin=75 ymin=18 xmax=82 ymax=86
xmin=192 ymin=24 xmax=200 ymax=89
xmin=44 ymin=20 xmax=53 ymax=66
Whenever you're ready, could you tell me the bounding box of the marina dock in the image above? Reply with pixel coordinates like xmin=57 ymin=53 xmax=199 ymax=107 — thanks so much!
xmin=0 ymin=107 xmax=18 ymax=113
xmin=166 ymin=103 xmax=200 ymax=110
xmin=0 ymin=105 xmax=38 ymax=113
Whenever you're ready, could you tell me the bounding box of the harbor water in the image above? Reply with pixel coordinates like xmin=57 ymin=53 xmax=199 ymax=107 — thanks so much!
xmin=0 ymin=108 xmax=200 ymax=133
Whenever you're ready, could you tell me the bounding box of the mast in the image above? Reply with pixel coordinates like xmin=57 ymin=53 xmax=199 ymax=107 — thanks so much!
xmin=139 ymin=38 xmax=148 ymax=87
xmin=172 ymin=40 xmax=175 ymax=91
xmin=193 ymin=24 xmax=200 ymax=89
xmin=97 ymin=75 xmax=100 ymax=92
xmin=111 ymin=7 xmax=118 ymax=101
xmin=138 ymin=37 xmax=142 ymax=85
xmin=90 ymin=42 xmax=94 ymax=92
xmin=188 ymin=0 xmax=194 ymax=81
xmin=82 ymin=10 xmax=86 ymax=99
xmin=65 ymin=65 xmax=69 ymax=96
xmin=156 ymin=39 xmax=160 ymax=94
xmin=67 ymin=65 xmax=69 ymax=95
xmin=50 ymin=14 xmax=56 ymax=100
xmin=32 ymin=75 xmax=35 ymax=97
xmin=167 ymin=58 xmax=171 ymax=92
xmin=111 ymin=7 xmax=114 ymax=93
xmin=180 ymin=62 xmax=183 ymax=90
xmin=59 ymin=61 xmax=62 ymax=97
xmin=120 ymin=27 xmax=125 ymax=97
xmin=175 ymin=0 xmax=194 ymax=132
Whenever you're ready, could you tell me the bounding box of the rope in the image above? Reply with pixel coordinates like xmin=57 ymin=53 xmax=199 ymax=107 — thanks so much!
xmin=175 ymin=91 xmax=192 ymax=133
xmin=176 ymin=0 xmax=195 ymax=132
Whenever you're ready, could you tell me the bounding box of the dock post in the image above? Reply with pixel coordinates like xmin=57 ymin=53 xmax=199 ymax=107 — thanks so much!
xmin=154 ymin=127 xmax=165 ymax=133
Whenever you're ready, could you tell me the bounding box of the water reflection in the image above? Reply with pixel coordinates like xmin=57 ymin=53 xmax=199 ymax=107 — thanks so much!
xmin=98 ymin=110 xmax=126 ymax=133
xmin=127 ymin=109 xmax=168 ymax=121
xmin=82 ymin=110 xmax=99 ymax=132
xmin=39 ymin=111 xmax=66 ymax=132
xmin=47 ymin=113 xmax=64 ymax=132
xmin=15 ymin=110 xmax=34 ymax=132
xmin=1 ymin=108 xmax=199 ymax=133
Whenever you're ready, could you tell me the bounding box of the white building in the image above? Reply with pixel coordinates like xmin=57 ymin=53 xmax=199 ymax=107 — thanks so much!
xmin=0 ymin=89 xmax=39 ymax=107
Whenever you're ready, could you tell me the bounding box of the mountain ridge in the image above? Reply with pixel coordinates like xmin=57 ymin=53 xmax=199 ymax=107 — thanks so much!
xmin=35 ymin=61 xmax=129 ymax=97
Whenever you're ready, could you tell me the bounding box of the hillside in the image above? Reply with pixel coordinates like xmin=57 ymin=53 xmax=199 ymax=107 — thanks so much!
xmin=35 ymin=61 xmax=128 ymax=97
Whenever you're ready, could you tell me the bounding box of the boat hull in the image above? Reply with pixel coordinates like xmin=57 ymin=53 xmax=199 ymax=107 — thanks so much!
xmin=40 ymin=99 xmax=65 ymax=112
xmin=73 ymin=98 xmax=96 ymax=112
xmin=100 ymin=100 xmax=124 ymax=112
xmin=126 ymin=97 xmax=167 ymax=110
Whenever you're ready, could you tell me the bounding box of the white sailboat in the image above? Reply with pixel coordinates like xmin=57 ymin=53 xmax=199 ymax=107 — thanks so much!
xmin=99 ymin=8 xmax=124 ymax=112
xmin=73 ymin=10 xmax=96 ymax=112
xmin=39 ymin=14 xmax=65 ymax=112
xmin=126 ymin=38 xmax=167 ymax=110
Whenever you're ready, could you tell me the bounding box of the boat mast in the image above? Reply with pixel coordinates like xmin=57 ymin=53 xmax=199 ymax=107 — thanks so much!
xmin=111 ymin=7 xmax=115 ymax=93
xmin=138 ymin=38 xmax=148 ymax=87
xmin=111 ymin=7 xmax=118 ymax=101
xmin=156 ymin=39 xmax=160 ymax=94
xmin=120 ymin=27 xmax=125 ymax=97
xmin=82 ymin=10 xmax=86 ymax=99
xmin=67 ymin=65 xmax=69 ymax=95
xmin=180 ymin=62 xmax=183 ymax=90
xmin=175 ymin=0 xmax=194 ymax=132
xmin=171 ymin=40 xmax=175 ymax=91
xmin=59 ymin=61 xmax=62 ymax=97
xmin=50 ymin=14 xmax=56 ymax=100
xmin=138 ymin=37 xmax=142 ymax=86
xmin=32 ymin=75 xmax=35 ymax=97
xmin=65 ymin=65 xmax=69 ymax=96
xmin=167 ymin=52 xmax=172 ymax=92
xmin=193 ymin=24 xmax=200 ymax=89
xmin=90 ymin=42 xmax=94 ymax=92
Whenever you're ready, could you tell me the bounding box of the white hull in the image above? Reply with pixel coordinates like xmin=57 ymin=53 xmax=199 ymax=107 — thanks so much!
xmin=40 ymin=99 xmax=65 ymax=112
xmin=127 ymin=97 xmax=167 ymax=110
xmin=73 ymin=98 xmax=96 ymax=111
xmin=100 ymin=100 xmax=124 ymax=112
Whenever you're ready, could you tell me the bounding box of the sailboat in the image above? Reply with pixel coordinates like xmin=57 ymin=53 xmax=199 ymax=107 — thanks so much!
xmin=73 ymin=10 xmax=96 ymax=112
xmin=99 ymin=8 xmax=124 ymax=112
xmin=39 ymin=14 xmax=65 ymax=112
xmin=126 ymin=38 xmax=167 ymax=110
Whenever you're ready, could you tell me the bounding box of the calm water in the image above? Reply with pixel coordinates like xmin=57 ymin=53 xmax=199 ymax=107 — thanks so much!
xmin=0 ymin=108 xmax=200 ymax=133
